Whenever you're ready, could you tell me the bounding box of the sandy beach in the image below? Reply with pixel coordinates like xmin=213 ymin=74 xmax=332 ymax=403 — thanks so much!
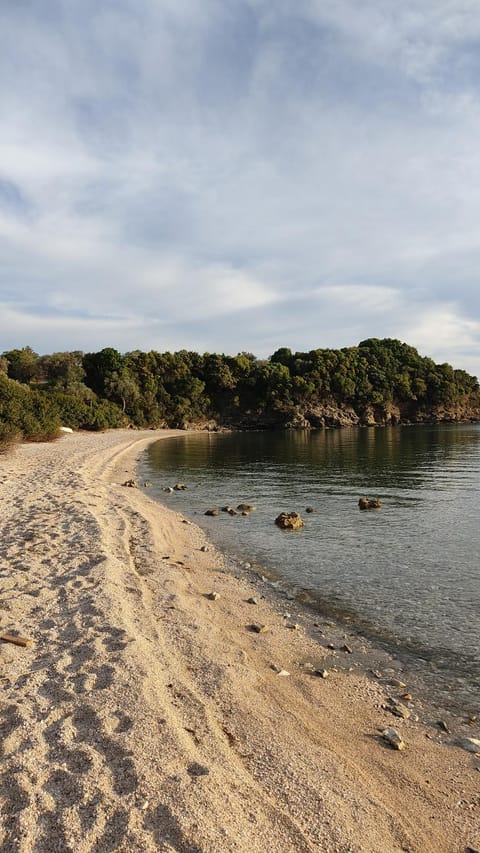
xmin=0 ymin=429 xmax=478 ymax=853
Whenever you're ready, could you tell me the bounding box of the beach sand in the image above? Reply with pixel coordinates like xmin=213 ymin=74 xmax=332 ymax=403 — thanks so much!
xmin=0 ymin=429 xmax=478 ymax=852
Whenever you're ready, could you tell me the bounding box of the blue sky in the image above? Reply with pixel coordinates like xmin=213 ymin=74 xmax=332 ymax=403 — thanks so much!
xmin=1 ymin=1 xmax=480 ymax=375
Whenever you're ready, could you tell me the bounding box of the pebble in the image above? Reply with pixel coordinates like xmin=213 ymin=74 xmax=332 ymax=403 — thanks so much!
xmin=341 ymin=644 xmax=353 ymax=654
xmin=247 ymin=597 xmax=258 ymax=605
xmin=187 ymin=763 xmax=210 ymax=777
xmin=205 ymin=508 xmax=220 ymax=516
xmin=271 ymin=665 xmax=290 ymax=676
xmin=385 ymin=678 xmax=407 ymax=689
xmin=436 ymin=720 xmax=450 ymax=733
xmin=314 ymin=668 xmax=329 ymax=679
xmin=385 ymin=702 xmax=411 ymax=720
xmin=457 ymin=737 xmax=480 ymax=754
xmin=244 ymin=562 xmax=252 ymax=569
xmin=207 ymin=592 xmax=220 ymax=601
xmin=382 ymin=727 xmax=406 ymax=750
xmin=200 ymin=546 xmax=209 ymax=552
xmin=163 ymin=487 xmax=174 ymax=493
xmin=251 ymin=624 xmax=269 ymax=634
xmin=286 ymin=622 xmax=300 ymax=630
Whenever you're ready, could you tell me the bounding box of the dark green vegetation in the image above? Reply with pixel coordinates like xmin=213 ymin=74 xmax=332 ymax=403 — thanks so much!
xmin=1 ymin=339 xmax=479 ymax=447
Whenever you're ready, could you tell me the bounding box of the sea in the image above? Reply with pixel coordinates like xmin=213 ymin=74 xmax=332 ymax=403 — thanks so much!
xmin=139 ymin=425 xmax=480 ymax=718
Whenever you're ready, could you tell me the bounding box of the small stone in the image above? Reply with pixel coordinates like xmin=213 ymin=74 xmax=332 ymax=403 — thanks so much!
xmin=122 ymin=479 xmax=139 ymax=488
xmin=286 ymin=622 xmax=300 ymax=631
xmin=305 ymin=506 xmax=316 ymax=513
xmin=251 ymin=624 xmax=269 ymax=634
xmin=314 ymin=668 xmax=329 ymax=678
xmin=276 ymin=669 xmax=290 ymax=677
xmin=385 ymin=678 xmax=407 ymax=689
xmin=457 ymin=737 xmax=480 ymax=754
xmin=244 ymin=562 xmax=252 ymax=569
xmin=237 ymin=503 xmax=256 ymax=512
xmin=200 ymin=546 xmax=209 ymax=552
xmin=187 ymin=763 xmax=210 ymax=777
xmin=143 ymin=481 xmax=152 ymax=488
xmin=205 ymin=508 xmax=220 ymax=516
xmin=382 ymin=727 xmax=405 ymax=750
xmin=163 ymin=487 xmax=174 ymax=493
xmin=246 ymin=597 xmax=258 ymax=605
xmin=401 ymin=693 xmax=413 ymax=702
xmin=207 ymin=591 xmax=220 ymax=601
xmin=341 ymin=644 xmax=353 ymax=653
xmin=436 ymin=720 xmax=450 ymax=733
xmin=386 ymin=702 xmax=411 ymax=720
xmin=182 ymin=520 xmax=192 ymax=525
xmin=227 ymin=508 xmax=238 ymax=515
xmin=327 ymin=643 xmax=336 ymax=650
xmin=174 ymin=483 xmax=187 ymax=490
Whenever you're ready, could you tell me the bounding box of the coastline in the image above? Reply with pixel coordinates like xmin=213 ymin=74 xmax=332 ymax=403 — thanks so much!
xmin=0 ymin=430 xmax=478 ymax=852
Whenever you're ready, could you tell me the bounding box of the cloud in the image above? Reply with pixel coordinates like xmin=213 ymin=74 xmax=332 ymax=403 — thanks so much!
xmin=0 ymin=2 xmax=480 ymax=376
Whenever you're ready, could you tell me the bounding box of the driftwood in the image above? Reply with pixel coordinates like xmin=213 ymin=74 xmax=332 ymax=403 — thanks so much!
xmin=0 ymin=633 xmax=33 ymax=647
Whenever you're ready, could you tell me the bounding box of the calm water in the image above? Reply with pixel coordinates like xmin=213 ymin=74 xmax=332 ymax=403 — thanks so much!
xmin=141 ymin=426 xmax=480 ymax=712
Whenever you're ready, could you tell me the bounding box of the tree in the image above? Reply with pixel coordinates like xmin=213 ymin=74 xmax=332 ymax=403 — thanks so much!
xmin=3 ymin=347 xmax=39 ymax=384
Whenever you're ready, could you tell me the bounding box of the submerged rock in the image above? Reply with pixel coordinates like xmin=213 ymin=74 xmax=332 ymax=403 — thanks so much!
xmin=174 ymin=483 xmax=187 ymax=490
xmin=275 ymin=511 xmax=304 ymax=530
xmin=205 ymin=508 xmax=220 ymax=516
xmin=237 ymin=503 xmax=256 ymax=513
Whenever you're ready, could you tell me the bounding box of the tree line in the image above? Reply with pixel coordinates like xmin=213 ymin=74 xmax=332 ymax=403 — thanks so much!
xmin=1 ymin=338 xmax=479 ymax=446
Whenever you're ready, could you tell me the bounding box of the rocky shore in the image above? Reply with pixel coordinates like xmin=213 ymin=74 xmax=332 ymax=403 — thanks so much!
xmin=0 ymin=430 xmax=478 ymax=852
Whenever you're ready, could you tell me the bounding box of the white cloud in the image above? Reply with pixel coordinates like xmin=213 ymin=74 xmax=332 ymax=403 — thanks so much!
xmin=1 ymin=1 xmax=480 ymax=376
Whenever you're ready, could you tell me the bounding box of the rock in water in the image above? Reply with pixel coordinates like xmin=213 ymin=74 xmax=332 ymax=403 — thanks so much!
xmin=275 ymin=512 xmax=304 ymax=530
xmin=205 ymin=508 xmax=220 ymax=516
xmin=237 ymin=503 xmax=256 ymax=513
xmin=174 ymin=483 xmax=187 ymax=490
xmin=358 ymin=496 xmax=382 ymax=510
xmin=382 ymin=728 xmax=406 ymax=750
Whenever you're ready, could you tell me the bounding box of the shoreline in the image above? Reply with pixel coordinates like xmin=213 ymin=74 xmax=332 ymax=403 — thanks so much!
xmin=139 ymin=431 xmax=480 ymax=726
xmin=0 ymin=430 xmax=478 ymax=852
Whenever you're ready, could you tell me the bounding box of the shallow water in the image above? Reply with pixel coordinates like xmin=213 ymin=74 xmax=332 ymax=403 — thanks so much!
xmin=141 ymin=426 xmax=480 ymax=713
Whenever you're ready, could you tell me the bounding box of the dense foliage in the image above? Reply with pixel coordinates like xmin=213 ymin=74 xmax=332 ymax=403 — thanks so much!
xmin=1 ymin=339 xmax=479 ymax=446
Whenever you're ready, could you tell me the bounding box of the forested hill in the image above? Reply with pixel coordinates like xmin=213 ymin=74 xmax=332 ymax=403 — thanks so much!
xmin=1 ymin=338 xmax=479 ymax=445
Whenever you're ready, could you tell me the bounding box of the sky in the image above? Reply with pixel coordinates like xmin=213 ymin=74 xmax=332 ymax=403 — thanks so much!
xmin=1 ymin=1 xmax=480 ymax=376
